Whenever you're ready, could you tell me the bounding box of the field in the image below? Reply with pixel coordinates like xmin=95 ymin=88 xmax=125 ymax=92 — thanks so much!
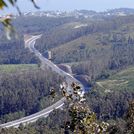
xmin=51 ymin=33 xmax=111 ymax=63
xmin=96 ymin=66 xmax=134 ymax=92
xmin=0 ymin=64 xmax=38 ymax=73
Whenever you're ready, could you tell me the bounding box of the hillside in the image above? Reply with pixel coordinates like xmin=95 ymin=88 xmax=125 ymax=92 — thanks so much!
xmin=0 ymin=64 xmax=38 ymax=73
xmin=0 ymin=65 xmax=63 ymax=124
xmin=86 ymin=66 xmax=134 ymax=122
xmin=0 ymin=9 xmax=134 ymax=133
xmin=43 ymin=16 xmax=134 ymax=80
xmin=96 ymin=66 xmax=134 ymax=92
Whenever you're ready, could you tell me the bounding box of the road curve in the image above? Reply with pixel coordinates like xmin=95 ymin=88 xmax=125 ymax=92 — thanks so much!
xmin=0 ymin=35 xmax=84 ymax=128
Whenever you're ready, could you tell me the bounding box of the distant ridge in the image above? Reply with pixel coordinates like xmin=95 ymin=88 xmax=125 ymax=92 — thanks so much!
xmin=18 ymin=8 xmax=134 ymax=19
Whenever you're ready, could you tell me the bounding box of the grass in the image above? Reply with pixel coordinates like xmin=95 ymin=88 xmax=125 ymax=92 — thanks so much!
xmin=52 ymin=33 xmax=108 ymax=53
xmin=96 ymin=66 xmax=134 ymax=92
xmin=0 ymin=64 xmax=38 ymax=73
xmin=51 ymin=33 xmax=111 ymax=64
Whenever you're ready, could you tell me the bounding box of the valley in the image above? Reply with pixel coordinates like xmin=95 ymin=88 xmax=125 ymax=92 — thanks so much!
xmin=0 ymin=8 xmax=134 ymax=133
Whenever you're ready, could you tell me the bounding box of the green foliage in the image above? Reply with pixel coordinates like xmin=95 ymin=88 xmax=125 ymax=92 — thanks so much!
xmin=59 ymin=80 xmax=109 ymax=133
xmin=0 ymin=0 xmax=39 ymax=12
xmin=0 ymin=64 xmax=38 ymax=73
xmin=96 ymin=66 xmax=134 ymax=92
xmin=1 ymin=13 xmax=134 ymax=134
xmin=1 ymin=111 xmax=25 ymax=124
xmin=0 ymin=0 xmax=39 ymax=39
xmin=0 ymin=17 xmax=15 ymax=40
xmin=65 ymin=102 xmax=109 ymax=134
xmin=125 ymin=101 xmax=134 ymax=133
xmin=34 ymin=15 xmax=134 ymax=81
xmin=0 ymin=0 xmax=7 ymax=9
xmin=0 ymin=36 xmax=39 ymax=64
xmin=0 ymin=67 xmax=63 ymax=123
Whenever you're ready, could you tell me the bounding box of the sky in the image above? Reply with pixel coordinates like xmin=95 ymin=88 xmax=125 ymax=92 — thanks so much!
xmin=0 ymin=0 xmax=134 ymax=15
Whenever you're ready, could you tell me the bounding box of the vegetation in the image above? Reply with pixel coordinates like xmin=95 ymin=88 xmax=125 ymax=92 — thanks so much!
xmin=0 ymin=0 xmax=38 ymax=10
xmin=96 ymin=66 xmax=134 ymax=92
xmin=0 ymin=66 xmax=134 ymax=133
xmin=0 ymin=8 xmax=134 ymax=133
xmin=0 ymin=35 xmax=40 ymax=64
xmin=34 ymin=15 xmax=134 ymax=81
xmin=0 ymin=64 xmax=38 ymax=73
xmin=0 ymin=16 xmax=80 ymax=64
xmin=85 ymin=67 xmax=134 ymax=121
xmin=0 ymin=0 xmax=40 ymax=39
xmin=0 ymin=66 xmax=63 ymax=124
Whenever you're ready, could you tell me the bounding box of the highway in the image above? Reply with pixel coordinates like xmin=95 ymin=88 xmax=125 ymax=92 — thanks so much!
xmin=0 ymin=35 xmax=84 ymax=128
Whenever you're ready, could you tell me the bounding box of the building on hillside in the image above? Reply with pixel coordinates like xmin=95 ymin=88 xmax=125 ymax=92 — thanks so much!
xmin=44 ymin=51 xmax=52 ymax=60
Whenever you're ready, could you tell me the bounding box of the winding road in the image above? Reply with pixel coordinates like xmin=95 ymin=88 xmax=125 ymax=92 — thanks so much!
xmin=0 ymin=35 xmax=84 ymax=128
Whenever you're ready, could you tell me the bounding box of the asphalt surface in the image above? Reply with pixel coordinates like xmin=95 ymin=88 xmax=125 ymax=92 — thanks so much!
xmin=0 ymin=35 xmax=84 ymax=128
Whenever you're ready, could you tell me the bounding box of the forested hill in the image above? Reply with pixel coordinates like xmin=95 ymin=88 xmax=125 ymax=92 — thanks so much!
xmin=0 ymin=65 xmax=63 ymax=124
xmin=0 ymin=10 xmax=134 ymax=133
xmin=34 ymin=15 xmax=134 ymax=81
xmin=1 ymin=12 xmax=134 ymax=67
xmin=0 ymin=16 xmax=79 ymax=64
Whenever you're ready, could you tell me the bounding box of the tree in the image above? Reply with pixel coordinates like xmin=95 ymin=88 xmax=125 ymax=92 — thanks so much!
xmin=125 ymin=101 xmax=134 ymax=133
xmin=59 ymin=82 xmax=109 ymax=134
xmin=0 ymin=0 xmax=39 ymax=11
xmin=0 ymin=0 xmax=39 ymax=39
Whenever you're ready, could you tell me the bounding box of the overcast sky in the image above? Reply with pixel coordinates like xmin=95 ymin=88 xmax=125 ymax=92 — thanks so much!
xmin=0 ymin=0 xmax=134 ymax=15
